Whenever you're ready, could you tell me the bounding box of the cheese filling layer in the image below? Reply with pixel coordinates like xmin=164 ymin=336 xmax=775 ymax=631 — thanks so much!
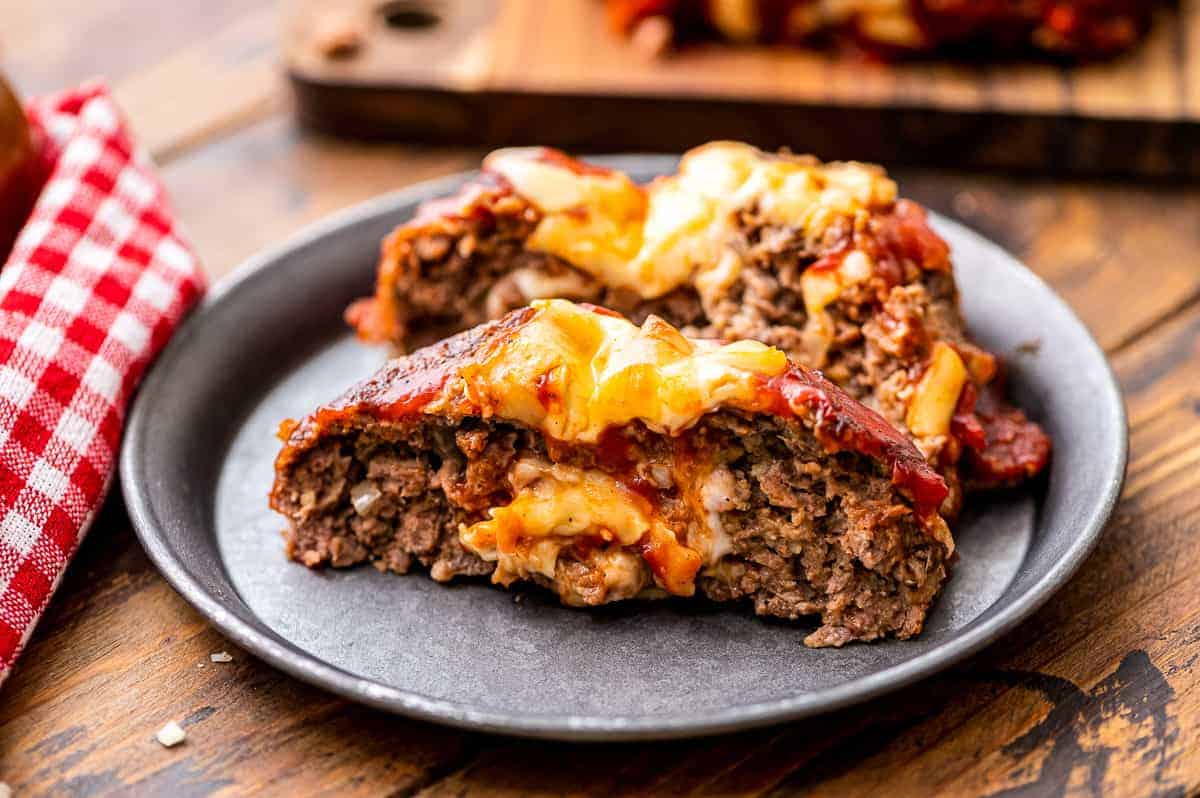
xmin=433 ymin=298 xmax=789 ymax=444
xmin=459 ymin=456 xmax=741 ymax=603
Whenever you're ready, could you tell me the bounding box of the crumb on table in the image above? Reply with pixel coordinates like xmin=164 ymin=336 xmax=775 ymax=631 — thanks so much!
xmin=156 ymin=721 xmax=186 ymax=748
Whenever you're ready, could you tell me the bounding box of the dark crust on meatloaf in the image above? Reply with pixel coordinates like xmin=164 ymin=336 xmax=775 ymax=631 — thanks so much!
xmin=272 ymin=408 xmax=950 ymax=646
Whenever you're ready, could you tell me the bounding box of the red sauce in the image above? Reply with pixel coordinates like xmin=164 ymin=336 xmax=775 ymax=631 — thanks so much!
xmin=594 ymin=427 xmax=662 ymax=503
xmin=344 ymin=297 xmax=387 ymax=344
xmin=410 ymin=171 xmax=514 ymax=228
xmin=316 ymin=368 xmax=450 ymax=429
xmin=298 ymin=306 xmax=541 ymax=448
xmin=606 ymin=0 xmax=680 ymax=33
xmin=808 ymin=201 xmax=949 ymax=297
xmin=593 ymin=427 xmax=630 ymax=470
xmin=862 ymin=200 xmax=951 ymax=287
xmin=962 ymin=386 xmax=1052 ymax=488
xmin=535 ymin=370 xmax=558 ymax=410
xmin=579 ymin=302 xmax=625 ymax=319
xmin=807 ymin=244 xmax=850 ymax=275
xmin=949 ymin=382 xmax=987 ymax=451
xmin=762 ymin=366 xmax=949 ymax=518
xmin=636 ymin=530 xmax=701 ymax=596
xmin=879 ymin=200 xmax=951 ymax=270
xmin=531 ymin=147 xmax=618 ymax=178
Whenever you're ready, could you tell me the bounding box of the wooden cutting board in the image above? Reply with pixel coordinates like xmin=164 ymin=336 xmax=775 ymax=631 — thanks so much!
xmin=283 ymin=0 xmax=1200 ymax=177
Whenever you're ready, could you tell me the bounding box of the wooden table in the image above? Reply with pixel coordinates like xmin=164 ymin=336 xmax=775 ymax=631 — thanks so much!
xmin=2 ymin=4 xmax=1199 ymax=795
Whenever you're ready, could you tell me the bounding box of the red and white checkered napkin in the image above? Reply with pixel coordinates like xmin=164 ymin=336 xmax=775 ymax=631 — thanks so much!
xmin=0 ymin=82 xmax=205 ymax=683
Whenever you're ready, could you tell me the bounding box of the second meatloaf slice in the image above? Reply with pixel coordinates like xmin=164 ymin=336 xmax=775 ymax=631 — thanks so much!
xmin=275 ymin=299 xmax=952 ymax=647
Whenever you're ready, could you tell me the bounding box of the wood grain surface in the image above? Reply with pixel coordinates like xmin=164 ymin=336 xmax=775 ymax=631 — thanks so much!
xmin=3 ymin=3 xmax=1200 ymax=796
xmin=281 ymin=0 xmax=1200 ymax=177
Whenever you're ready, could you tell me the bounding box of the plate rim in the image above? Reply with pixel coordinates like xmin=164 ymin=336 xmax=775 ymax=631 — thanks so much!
xmin=120 ymin=158 xmax=1128 ymax=741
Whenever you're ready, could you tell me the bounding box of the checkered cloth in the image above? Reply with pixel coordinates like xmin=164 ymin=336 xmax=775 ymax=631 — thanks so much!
xmin=0 ymin=83 xmax=205 ymax=684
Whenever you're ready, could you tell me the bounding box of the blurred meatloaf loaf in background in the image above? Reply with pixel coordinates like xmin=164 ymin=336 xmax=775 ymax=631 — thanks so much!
xmin=347 ymin=142 xmax=1050 ymax=518
xmin=274 ymin=300 xmax=953 ymax=647
xmin=604 ymin=0 xmax=1161 ymax=60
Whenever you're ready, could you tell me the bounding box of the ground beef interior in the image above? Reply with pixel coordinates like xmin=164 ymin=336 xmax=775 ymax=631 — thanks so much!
xmin=379 ymin=206 xmax=578 ymax=349
xmin=273 ymin=412 xmax=948 ymax=647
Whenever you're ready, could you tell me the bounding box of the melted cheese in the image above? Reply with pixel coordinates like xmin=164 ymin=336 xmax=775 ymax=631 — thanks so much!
xmin=483 ymin=149 xmax=645 ymax=279
xmin=436 ymin=299 xmax=788 ymax=444
xmin=484 ymin=142 xmax=897 ymax=302
xmin=906 ymin=342 xmax=968 ymax=438
xmin=695 ymin=464 xmax=738 ymax=564
xmin=460 ymin=458 xmax=701 ymax=599
xmin=798 ymin=249 xmax=878 ymax=363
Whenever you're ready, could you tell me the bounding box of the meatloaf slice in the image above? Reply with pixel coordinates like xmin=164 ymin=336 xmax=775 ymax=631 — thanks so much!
xmin=346 ymin=142 xmax=1049 ymax=516
xmin=276 ymin=299 xmax=952 ymax=646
